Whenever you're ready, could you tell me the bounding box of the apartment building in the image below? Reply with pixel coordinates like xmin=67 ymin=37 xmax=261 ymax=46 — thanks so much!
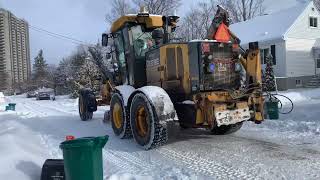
xmin=0 ymin=8 xmax=31 ymax=94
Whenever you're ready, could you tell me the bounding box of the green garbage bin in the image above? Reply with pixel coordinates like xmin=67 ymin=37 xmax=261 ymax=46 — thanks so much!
xmin=266 ymin=101 xmax=279 ymax=120
xmin=59 ymin=136 xmax=108 ymax=180
xmin=8 ymin=103 xmax=16 ymax=111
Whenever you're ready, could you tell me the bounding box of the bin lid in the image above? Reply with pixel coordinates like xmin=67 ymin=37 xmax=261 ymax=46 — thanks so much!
xmin=59 ymin=136 xmax=108 ymax=149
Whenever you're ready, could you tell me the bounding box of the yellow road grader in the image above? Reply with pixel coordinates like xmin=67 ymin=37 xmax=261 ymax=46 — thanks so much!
xmin=78 ymin=6 xmax=265 ymax=149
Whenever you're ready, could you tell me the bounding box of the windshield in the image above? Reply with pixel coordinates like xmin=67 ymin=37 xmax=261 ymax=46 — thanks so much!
xmin=131 ymin=25 xmax=153 ymax=57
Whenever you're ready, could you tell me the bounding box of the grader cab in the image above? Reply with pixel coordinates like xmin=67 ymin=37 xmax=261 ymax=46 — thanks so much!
xmin=78 ymin=6 xmax=265 ymax=150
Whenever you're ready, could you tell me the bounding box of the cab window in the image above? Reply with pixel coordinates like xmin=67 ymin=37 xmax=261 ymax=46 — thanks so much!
xmin=131 ymin=25 xmax=154 ymax=57
xmin=114 ymin=31 xmax=126 ymax=68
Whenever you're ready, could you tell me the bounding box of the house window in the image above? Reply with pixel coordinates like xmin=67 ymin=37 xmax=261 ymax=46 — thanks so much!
xmin=310 ymin=17 xmax=318 ymax=28
xmin=260 ymin=48 xmax=269 ymax=64
xmin=296 ymin=79 xmax=302 ymax=87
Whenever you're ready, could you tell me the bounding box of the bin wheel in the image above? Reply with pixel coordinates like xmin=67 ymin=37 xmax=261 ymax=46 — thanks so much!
xmin=130 ymin=93 xmax=168 ymax=150
xmin=110 ymin=93 xmax=132 ymax=139
xmin=210 ymin=122 xmax=243 ymax=135
xmin=79 ymin=93 xmax=93 ymax=121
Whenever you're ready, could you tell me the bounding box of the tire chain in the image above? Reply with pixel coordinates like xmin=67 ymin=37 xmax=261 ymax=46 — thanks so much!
xmin=122 ymin=107 xmax=133 ymax=139
xmin=148 ymin=122 xmax=168 ymax=149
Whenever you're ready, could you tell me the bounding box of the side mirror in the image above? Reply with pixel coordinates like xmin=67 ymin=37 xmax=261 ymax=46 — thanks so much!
xmin=102 ymin=33 xmax=109 ymax=47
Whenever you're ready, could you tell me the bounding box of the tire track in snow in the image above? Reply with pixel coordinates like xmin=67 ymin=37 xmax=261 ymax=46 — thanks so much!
xmin=230 ymin=135 xmax=320 ymax=177
xmin=157 ymin=147 xmax=255 ymax=180
xmin=102 ymin=149 xmax=155 ymax=173
xmin=27 ymin=100 xmax=75 ymax=116
xmin=20 ymin=102 xmax=48 ymax=118
xmin=39 ymin=134 xmax=62 ymax=159
xmin=102 ymin=150 xmax=138 ymax=173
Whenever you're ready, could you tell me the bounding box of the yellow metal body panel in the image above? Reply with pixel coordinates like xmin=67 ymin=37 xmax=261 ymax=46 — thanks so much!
xmin=255 ymin=112 xmax=263 ymax=121
xmin=158 ymin=44 xmax=190 ymax=94
xmin=243 ymin=50 xmax=262 ymax=84
xmin=111 ymin=15 xmax=163 ymax=33
xmin=207 ymin=92 xmax=231 ymax=102
xmin=196 ymin=109 xmax=204 ymax=124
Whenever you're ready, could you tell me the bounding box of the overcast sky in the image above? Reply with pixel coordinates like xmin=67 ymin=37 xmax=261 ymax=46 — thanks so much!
xmin=0 ymin=0 xmax=304 ymax=65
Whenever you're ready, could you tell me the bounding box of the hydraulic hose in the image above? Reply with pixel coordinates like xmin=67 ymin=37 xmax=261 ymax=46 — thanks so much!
xmin=225 ymin=85 xmax=294 ymax=115
xmin=264 ymin=93 xmax=294 ymax=114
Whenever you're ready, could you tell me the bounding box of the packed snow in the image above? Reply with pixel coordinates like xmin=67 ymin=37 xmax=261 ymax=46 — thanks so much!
xmin=115 ymin=85 xmax=135 ymax=106
xmin=0 ymin=88 xmax=320 ymax=180
xmin=137 ymin=86 xmax=176 ymax=118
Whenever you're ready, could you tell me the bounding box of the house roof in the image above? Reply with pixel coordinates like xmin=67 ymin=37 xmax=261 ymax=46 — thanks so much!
xmin=230 ymin=2 xmax=310 ymax=44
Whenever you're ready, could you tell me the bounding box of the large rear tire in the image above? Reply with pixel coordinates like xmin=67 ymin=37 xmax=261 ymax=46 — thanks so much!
xmin=110 ymin=93 xmax=132 ymax=139
xmin=79 ymin=92 xmax=93 ymax=121
xmin=210 ymin=122 xmax=243 ymax=135
xmin=130 ymin=93 xmax=168 ymax=150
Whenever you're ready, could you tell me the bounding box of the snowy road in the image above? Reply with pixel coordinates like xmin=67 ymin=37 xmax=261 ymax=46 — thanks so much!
xmin=0 ymin=89 xmax=320 ymax=180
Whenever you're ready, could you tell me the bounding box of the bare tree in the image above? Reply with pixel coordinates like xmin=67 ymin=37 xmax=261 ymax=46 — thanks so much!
xmin=177 ymin=0 xmax=217 ymax=41
xmin=106 ymin=0 xmax=135 ymax=25
xmin=315 ymin=0 xmax=320 ymax=11
xmin=46 ymin=64 xmax=58 ymax=91
xmin=219 ymin=0 xmax=265 ymax=23
xmin=132 ymin=0 xmax=181 ymax=15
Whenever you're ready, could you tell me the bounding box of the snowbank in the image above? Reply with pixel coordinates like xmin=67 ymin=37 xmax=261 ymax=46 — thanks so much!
xmin=278 ymin=88 xmax=320 ymax=104
xmin=0 ymin=92 xmax=6 ymax=111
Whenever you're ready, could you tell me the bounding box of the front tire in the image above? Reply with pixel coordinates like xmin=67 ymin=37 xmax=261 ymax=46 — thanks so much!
xmin=110 ymin=93 xmax=132 ymax=139
xmin=130 ymin=93 xmax=168 ymax=150
xmin=79 ymin=93 xmax=93 ymax=121
xmin=210 ymin=122 xmax=243 ymax=135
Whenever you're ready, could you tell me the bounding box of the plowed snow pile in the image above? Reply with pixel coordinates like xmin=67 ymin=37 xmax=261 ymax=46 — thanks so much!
xmin=0 ymin=89 xmax=320 ymax=180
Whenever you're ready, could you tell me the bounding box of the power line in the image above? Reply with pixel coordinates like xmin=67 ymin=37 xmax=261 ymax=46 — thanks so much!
xmin=28 ymin=24 xmax=95 ymax=47
xmin=30 ymin=27 xmax=82 ymax=45
xmin=30 ymin=27 xmax=83 ymax=45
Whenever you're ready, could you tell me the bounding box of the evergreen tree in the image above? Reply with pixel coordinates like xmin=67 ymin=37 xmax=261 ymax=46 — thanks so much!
xmin=33 ymin=49 xmax=48 ymax=87
xmin=88 ymin=44 xmax=114 ymax=81
xmin=263 ymin=53 xmax=276 ymax=91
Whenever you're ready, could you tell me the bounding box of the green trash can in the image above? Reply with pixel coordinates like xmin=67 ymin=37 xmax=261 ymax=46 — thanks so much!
xmin=5 ymin=106 xmax=9 ymax=111
xmin=8 ymin=103 xmax=16 ymax=111
xmin=266 ymin=101 xmax=279 ymax=120
xmin=59 ymin=136 xmax=108 ymax=180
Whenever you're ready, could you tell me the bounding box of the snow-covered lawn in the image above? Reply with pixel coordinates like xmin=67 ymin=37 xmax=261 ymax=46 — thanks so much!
xmin=0 ymin=89 xmax=320 ymax=180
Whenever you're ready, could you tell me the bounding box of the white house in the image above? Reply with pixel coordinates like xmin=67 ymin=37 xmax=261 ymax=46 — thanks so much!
xmin=230 ymin=1 xmax=320 ymax=90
